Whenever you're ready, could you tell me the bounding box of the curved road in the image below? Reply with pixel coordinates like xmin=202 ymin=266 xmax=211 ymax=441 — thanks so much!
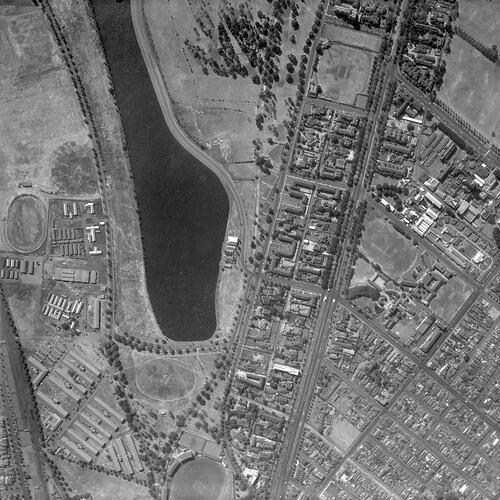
xmin=130 ymin=0 xmax=249 ymax=270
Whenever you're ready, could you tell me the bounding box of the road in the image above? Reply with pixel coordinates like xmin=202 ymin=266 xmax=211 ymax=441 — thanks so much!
xmin=367 ymin=199 xmax=484 ymax=288
xmin=0 ymin=294 xmax=49 ymax=499
xmin=340 ymin=298 xmax=500 ymax=433
xmin=396 ymin=68 xmax=500 ymax=166
xmin=133 ymin=1 xmax=499 ymax=497
xmin=313 ymin=296 xmax=499 ymax=498
xmin=131 ymin=0 xmax=250 ymax=271
xmin=270 ymin=40 xmax=398 ymax=500
xmin=269 ymin=1 xmax=426 ymax=496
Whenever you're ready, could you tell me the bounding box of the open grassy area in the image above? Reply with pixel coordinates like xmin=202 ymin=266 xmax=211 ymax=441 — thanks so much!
xmin=216 ymin=265 xmax=244 ymax=340
xmin=135 ymin=357 xmax=196 ymax=401
xmin=351 ymin=257 xmax=375 ymax=287
xmin=439 ymin=35 xmax=500 ymax=146
xmin=360 ymin=217 xmax=418 ymax=279
xmin=316 ymin=41 xmax=374 ymax=107
xmin=322 ymin=24 xmax=380 ymax=52
xmin=56 ymin=458 xmax=150 ymax=500
xmin=144 ymin=0 xmax=318 ymax=168
xmin=325 ymin=414 xmax=360 ymax=452
xmin=456 ymin=0 xmax=500 ymax=46
xmin=170 ymin=458 xmax=232 ymax=500
xmin=122 ymin=348 xmax=218 ymax=420
xmin=438 ymin=0 xmax=500 ymax=145
xmin=4 ymin=282 xmax=45 ymax=350
xmin=6 ymin=194 xmax=47 ymax=252
xmin=429 ymin=276 xmax=472 ymax=323
xmin=51 ymin=141 xmax=97 ymax=194
xmin=0 ymin=6 xmax=97 ymax=198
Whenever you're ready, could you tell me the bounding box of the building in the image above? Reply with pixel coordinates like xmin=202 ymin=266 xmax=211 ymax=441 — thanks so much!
xmin=54 ymin=266 xmax=98 ymax=284
xmin=377 ymin=161 xmax=407 ymax=179
xmin=273 ymin=363 xmax=300 ymax=376
xmin=89 ymin=297 xmax=101 ymax=330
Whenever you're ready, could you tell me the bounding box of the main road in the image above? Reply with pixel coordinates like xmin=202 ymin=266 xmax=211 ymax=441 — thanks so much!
xmin=396 ymin=68 xmax=500 ymax=166
xmin=270 ymin=2 xmax=412 ymax=496
xmin=131 ymin=0 xmax=250 ymax=270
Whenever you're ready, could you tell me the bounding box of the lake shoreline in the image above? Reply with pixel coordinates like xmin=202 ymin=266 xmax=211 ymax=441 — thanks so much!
xmin=91 ymin=0 xmax=229 ymax=342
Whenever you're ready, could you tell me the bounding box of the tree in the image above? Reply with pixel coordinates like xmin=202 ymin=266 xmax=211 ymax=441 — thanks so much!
xmin=493 ymin=226 xmax=500 ymax=249
xmin=254 ymin=251 xmax=264 ymax=261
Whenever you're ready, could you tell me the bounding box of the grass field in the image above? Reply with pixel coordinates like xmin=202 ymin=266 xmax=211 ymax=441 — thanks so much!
xmin=456 ymin=0 xmax=500 ymax=46
xmin=326 ymin=414 xmax=360 ymax=452
xmin=394 ymin=318 xmax=419 ymax=344
xmin=351 ymin=258 xmax=375 ymax=287
xmin=170 ymin=458 xmax=231 ymax=500
xmin=430 ymin=276 xmax=472 ymax=323
xmin=56 ymin=458 xmax=151 ymax=500
xmin=0 ymin=7 xmax=96 ymax=197
xmin=51 ymin=141 xmax=97 ymax=194
xmin=135 ymin=358 xmax=196 ymax=401
xmin=6 ymin=194 xmax=46 ymax=253
xmin=360 ymin=218 xmax=418 ymax=279
xmin=439 ymin=36 xmax=500 ymax=147
xmin=316 ymin=42 xmax=374 ymax=106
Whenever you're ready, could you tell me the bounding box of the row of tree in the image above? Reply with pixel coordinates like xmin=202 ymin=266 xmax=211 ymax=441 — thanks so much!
xmin=455 ymin=25 xmax=499 ymax=64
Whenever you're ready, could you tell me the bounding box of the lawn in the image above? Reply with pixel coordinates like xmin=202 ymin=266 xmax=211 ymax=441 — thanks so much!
xmin=360 ymin=218 xmax=418 ymax=279
xmin=316 ymin=42 xmax=374 ymax=107
xmin=135 ymin=358 xmax=196 ymax=401
xmin=6 ymin=194 xmax=47 ymax=253
xmin=170 ymin=458 xmax=232 ymax=500
xmin=439 ymin=35 xmax=500 ymax=147
xmin=430 ymin=276 xmax=472 ymax=323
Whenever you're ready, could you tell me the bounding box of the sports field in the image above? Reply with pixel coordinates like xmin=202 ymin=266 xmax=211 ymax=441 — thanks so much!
xmin=439 ymin=36 xmax=500 ymax=147
xmin=135 ymin=358 xmax=195 ymax=401
xmin=456 ymin=0 xmax=500 ymax=46
xmin=316 ymin=42 xmax=374 ymax=107
xmin=6 ymin=194 xmax=47 ymax=253
xmin=170 ymin=458 xmax=231 ymax=500
xmin=438 ymin=0 xmax=500 ymax=148
xmin=430 ymin=276 xmax=472 ymax=323
xmin=360 ymin=218 xmax=418 ymax=279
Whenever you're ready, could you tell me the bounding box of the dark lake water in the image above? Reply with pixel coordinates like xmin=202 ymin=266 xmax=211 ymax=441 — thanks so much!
xmin=91 ymin=0 xmax=229 ymax=341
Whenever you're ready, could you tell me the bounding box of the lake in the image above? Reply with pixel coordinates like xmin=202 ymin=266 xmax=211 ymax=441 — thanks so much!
xmin=91 ymin=0 xmax=229 ymax=341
